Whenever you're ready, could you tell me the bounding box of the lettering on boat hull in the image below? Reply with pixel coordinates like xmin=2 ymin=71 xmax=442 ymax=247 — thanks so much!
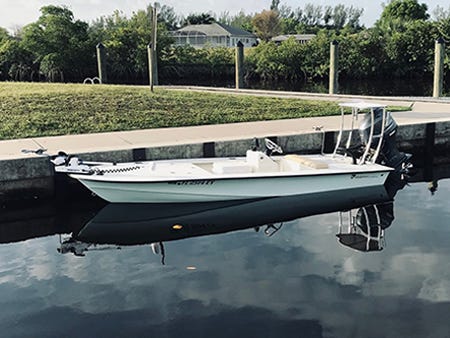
xmin=168 ymin=180 xmax=216 ymax=186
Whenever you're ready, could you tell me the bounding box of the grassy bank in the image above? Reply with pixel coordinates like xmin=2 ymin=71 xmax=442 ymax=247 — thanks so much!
xmin=0 ymin=82 xmax=405 ymax=140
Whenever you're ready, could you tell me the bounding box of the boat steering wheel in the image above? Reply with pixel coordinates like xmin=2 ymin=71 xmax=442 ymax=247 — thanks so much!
xmin=265 ymin=138 xmax=283 ymax=155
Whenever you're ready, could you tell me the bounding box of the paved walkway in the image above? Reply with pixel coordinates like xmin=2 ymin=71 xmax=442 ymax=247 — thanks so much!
xmin=1 ymin=87 xmax=450 ymax=160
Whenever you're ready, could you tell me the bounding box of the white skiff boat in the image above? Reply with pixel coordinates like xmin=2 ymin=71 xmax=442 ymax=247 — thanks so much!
xmin=52 ymin=102 xmax=410 ymax=203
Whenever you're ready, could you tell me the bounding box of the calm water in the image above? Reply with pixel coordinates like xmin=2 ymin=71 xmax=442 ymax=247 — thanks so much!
xmin=1 ymin=169 xmax=450 ymax=337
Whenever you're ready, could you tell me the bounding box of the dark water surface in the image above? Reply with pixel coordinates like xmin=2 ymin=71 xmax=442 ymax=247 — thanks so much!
xmin=1 ymin=171 xmax=450 ymax=337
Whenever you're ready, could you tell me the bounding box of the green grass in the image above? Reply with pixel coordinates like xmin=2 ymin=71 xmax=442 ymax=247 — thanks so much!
xmin=0 ymin=82 xmax=409 ymax=140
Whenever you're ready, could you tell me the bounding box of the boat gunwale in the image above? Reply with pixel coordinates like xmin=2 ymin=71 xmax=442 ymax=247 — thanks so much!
xmin=71 ymin=167 xmax=393 ymax=184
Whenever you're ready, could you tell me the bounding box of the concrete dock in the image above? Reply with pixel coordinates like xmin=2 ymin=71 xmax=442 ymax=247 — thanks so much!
xmin=1 ymin=87 xmax=450 ymax=202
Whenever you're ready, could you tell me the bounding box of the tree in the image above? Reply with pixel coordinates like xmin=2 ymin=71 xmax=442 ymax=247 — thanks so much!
xmin=0 ymin=39 xmax=34 ymax=81
xmin=229 ymin=11 xmax=254 ymax=32
xmin=252 ymin=10 xmax=281 ymax=41
xmin=88 ymin=6 xmax=174 ymax=83
xmin=300 ymin=30 xmax=333 ymax=78
xmin=270 ymin=0 xmax=280 ymax=12
xmin=347 ymin=6 xmax=364 ymax=29
xmin=278 ymin=5 xmax=294 ymax=19
xmin=280 ymin=16 xmax=299 ymax=34
xmin=182 ymin=13 xmax=215 ymax=26
xmin=378 ymin=0 xmax=429 ymax=30
xmin=20 ymin=5 xmax=92 ymax=81
xmin=275 ymin=4 xmax=364 ymax=34
xmin=0 ymin=27 xmax=9 ymax=43
xmin=433 ymin=5 xmax=450 ymax=41
xmin=217 ymin=11 xmax=232 ymax=25
xmin=158 ymin=5 xmax=180 ymax=30
xmin=327 ymin=5 xmax=363 ymax=30
xmin=332 ymin=4 xmax=347 ymax=29
xmin=336 ymin=29 xmax=387 ymax=78
xmin=432 ymin=5 xmax=450 ymax=21
xmin=322 ymin=6 xmax=332 ymax=26
xmin=302 ymin=4 xmax=323 ymax=27
xmin=383 ymin=20 xmax=437 ymax=76
xmin=382 ymin=0 xmax=429 ymax=21
xmin=217 ymin=11 xmax=254 ymax=32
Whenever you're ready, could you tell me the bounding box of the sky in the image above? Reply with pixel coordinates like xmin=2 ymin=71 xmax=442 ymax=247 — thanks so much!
xmin=0 ymin=0 xmax=448 ymax=32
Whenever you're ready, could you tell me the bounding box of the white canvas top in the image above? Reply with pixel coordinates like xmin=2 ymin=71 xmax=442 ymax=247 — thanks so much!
xmin=339 ymin=102 xmax=387 ymax=110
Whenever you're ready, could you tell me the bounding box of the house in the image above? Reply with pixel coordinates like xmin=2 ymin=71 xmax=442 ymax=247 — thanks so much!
xmin=172 ymin=22 xmax=257 ymax=48
xmin=271 ymin=34 xmax=316 ymax=45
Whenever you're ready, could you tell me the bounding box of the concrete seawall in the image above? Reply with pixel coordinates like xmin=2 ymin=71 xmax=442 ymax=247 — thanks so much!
xmin=1 ymin=119 xmax=449 ymax=203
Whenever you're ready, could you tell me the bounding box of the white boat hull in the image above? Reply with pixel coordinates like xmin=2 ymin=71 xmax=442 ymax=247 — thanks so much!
xmin=75 ymin=170 xmax=390 ymax=203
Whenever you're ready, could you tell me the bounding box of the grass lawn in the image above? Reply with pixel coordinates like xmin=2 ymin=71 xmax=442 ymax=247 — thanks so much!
xmin=0 ymin=82 xmax=408 ymax=140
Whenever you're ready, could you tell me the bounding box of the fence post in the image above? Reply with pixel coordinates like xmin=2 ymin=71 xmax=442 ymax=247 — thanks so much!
xmin=433 ymin=37 xmax=445 ymax=98
xmin=235 ymin=41 xmax=244 ymax=89
xmin=329 ymin=40 xmax=339 ymax=95
xmin=96 ymin=43 xmax=107 ymax=84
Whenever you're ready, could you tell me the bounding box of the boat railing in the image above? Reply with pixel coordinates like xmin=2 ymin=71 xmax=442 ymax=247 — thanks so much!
xmin=332 ymin=102 xmax=388 ymax=165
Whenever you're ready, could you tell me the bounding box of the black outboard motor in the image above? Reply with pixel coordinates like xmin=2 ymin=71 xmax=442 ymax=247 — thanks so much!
xmin=359 ymin=108 xmax=410 ymax=171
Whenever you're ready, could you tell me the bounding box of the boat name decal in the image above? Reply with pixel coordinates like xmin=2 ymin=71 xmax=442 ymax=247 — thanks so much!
xmin=351 ymin=174 xmax=377 ymax=179
xmin=168 ymin=180 xmax=215 ymax=186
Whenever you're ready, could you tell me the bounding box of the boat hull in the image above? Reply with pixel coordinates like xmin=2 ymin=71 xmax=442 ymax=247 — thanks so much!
xmin=75 ymin=170 xmax=390 ymax=203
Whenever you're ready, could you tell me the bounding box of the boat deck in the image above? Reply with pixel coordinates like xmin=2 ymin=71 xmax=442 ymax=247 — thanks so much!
xmin=79 ymin=152 xmax=392 ymax=182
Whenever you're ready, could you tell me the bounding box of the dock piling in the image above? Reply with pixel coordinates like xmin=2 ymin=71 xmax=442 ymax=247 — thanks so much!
xmin=329 ymin=40 xmax=339 ymax=95
xmin=433 ymin=37 xmax=445 ymax=98
xmin=96 ymin=43 xmax=107 ymax=84
xmin=235 ymin=41 xmax=245 ymax=89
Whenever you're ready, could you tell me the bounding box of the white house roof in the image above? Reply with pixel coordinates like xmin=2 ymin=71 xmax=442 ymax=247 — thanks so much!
xmin=175 ymin=22 xmax=256 ymax=38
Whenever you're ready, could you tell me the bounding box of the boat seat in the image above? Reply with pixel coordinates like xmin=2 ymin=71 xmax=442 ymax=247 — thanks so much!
xmin=246 ymin=150 xmax=279 ymax=172
xmin=284 ymin=154 xmax=329 ymax=169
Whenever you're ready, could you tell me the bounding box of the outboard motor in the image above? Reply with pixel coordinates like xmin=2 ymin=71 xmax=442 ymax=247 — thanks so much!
xmin=359 ymin=108 xmax=410 ymax=171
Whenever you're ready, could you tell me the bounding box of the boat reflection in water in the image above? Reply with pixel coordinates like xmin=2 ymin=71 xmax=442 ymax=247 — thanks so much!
xmin=58 ymin=173 xmax=407 ymax=259
xmin=336 ymin=201 xmax=394 ymax=252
